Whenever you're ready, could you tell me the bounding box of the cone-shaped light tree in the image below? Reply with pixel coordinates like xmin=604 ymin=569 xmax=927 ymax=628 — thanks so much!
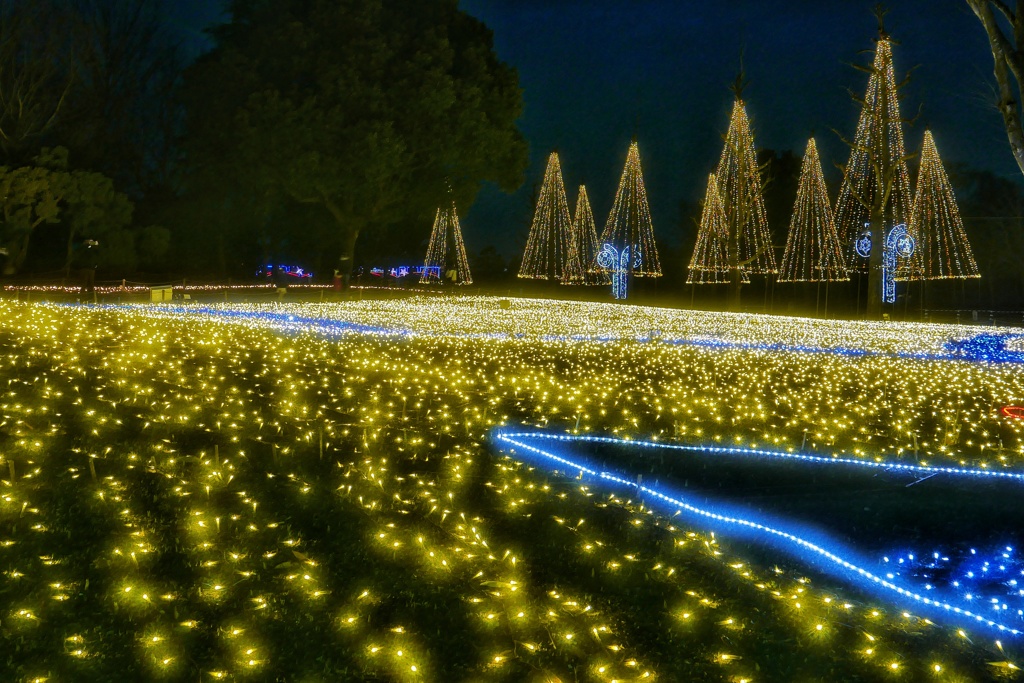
xmin=779 ymin=138 xmax=848 ymax=282
xmin=909 ymin=130 xmax=980 ymax=280
xmin=687 ymin=174 xmax=735 ymax=284
xmin=599 ymin=141 xmax=662 ymax=280
xmin=714 ymin=95 xmax=776 ymax=309
xmin=566 ymin=185 xmax=609 ymax=285
xmin=519 ymin=152 xmax=574 ymax=280
xmin=560 ymin=185 xmax=586 ymax=286
xmin=833 ymin=12 xmax=916 ymax=316
xmin=422 ymin=195 xmax=473 ymax=284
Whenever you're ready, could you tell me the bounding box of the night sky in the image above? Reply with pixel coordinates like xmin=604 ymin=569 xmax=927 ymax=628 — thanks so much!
xmin=172 ymin=0 xmax=1018 ymax=259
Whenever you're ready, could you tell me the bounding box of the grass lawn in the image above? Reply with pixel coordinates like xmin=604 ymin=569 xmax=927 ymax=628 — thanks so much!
xmin=1 ymin=295 xmax=1022 ymax=681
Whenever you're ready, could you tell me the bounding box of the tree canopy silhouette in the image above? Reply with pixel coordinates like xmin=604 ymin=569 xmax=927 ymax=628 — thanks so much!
xmin=182 ymin=0 xmax=528 ymax=282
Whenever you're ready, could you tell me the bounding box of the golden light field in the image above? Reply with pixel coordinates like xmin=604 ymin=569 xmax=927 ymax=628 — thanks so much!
xmin=1 ymin=296 xmax=1023 ymax=681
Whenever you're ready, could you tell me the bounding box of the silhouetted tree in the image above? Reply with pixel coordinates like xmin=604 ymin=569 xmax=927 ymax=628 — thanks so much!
xmin=0 ymin=1 xmax=178 ymax=275
xmin=182 ymin=0 xmax=528 ymax=286
xmin=0 ymin=146 xmax=166 ymax=275
xmin=0 ymin=2 xmax=73 ymax=162
xmin=58 ymin=0 xmax=184 ymax=197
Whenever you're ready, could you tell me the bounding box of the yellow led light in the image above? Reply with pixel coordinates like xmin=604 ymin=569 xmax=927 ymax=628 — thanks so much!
xmin=908 ymin=130 xmax=980 ymax=280
xmin=519 ymin=152 xmax=575 ymax=281
xmin=835 ymin=38 xmax=913 ymax=272
xmin=599 ymin=141 xmax=663 ymax=278
xmin=0 ymin=293 xmax=1016 ymax=682
xmin=778 ymin=138 xmax=848 ymax=283
xmin=422 ymin=195 xmax=473 ymax=285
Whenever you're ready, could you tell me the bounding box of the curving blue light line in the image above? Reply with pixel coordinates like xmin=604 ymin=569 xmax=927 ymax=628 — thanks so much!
xmin=491 ymin=428 xmax=1024 ymax=636
xmin=498 ymin=431 xmax=1024 ymax=483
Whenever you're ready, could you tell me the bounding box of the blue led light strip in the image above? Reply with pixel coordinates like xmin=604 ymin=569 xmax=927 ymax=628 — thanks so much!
xmin=492 ymin=428 xmax=1023 ymax=636
xmin=499 ymin=431 xmax=1024 ymax=483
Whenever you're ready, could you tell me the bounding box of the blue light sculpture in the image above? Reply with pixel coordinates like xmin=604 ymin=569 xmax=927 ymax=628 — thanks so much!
xmin=597 ymin=243 xmax=641 ymax=300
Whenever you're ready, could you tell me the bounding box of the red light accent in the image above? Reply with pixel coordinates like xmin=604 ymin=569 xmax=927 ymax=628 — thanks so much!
xmin=1001 ymin=406 xmax=1024 ymax=419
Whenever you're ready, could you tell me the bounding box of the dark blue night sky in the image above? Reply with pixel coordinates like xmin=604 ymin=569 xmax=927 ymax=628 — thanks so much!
xmin=160 ymin=1 xmax=223 ymax=54
xmin=170 ymin=0 xmax=1018 ymax=257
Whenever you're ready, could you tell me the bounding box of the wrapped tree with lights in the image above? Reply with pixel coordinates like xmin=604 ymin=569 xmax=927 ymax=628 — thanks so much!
xmin=909 ymin=130 xmax=980 ymax=280
xmin=422 ymin=196 xmax=473 ymax=284
xmin=519 ymin=152 xmax=574 ymax=281
xmin=714 ymin=89 xmax=776 ymax=310
xmin=566 ymin=184 xmax=610 ymax=285
xmin=598 ymin=140 xmax=662 ymax=288
xmin=833 ymin=10 xmax=916 ymax=316
xmin=779 ymin=138 xmax=848 ymax=282
xmin=687 ymin=174 xmax=736 ymax=284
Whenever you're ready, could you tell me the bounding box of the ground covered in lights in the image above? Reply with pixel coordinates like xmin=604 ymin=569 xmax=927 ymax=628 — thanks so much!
xmin=2 ymin=295 xmax=1024 ymax=681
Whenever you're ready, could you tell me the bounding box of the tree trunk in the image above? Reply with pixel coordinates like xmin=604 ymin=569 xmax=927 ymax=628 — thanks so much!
xmin=337 ymin=227 xmax=360 ymax=288
xmin=321 ymin=194 xmax=363 ymax=289
xmin=865 ymin=212 xmax=884 ymax=319
xmin=4 ymin=231 xmax=33 ymax=275
xmin=1 ymin=239 xmax=16 ymax=276
xmin=727 ymin=265 xmax=742 ymax=311
xmin=64 ymin=226 xmax=79 ymax=278
xmin=727 ymin=172 xmax=745 ymax=313
xmin=865 ymin=37 xmax=895 ymax=322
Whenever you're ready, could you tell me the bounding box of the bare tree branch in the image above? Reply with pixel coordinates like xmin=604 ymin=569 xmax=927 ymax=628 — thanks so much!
xmin=990 ymin=0 xmax=1016 ymax=23
xmin=966 ymin=0 xmax=1024 ymax=177
xmin=737 ymin=241 xmax=772 ymax=268
xmin=834 ymin=160 xmax=871 ymax=211
xmin=0 ymin=2 xmax=74 ymax=159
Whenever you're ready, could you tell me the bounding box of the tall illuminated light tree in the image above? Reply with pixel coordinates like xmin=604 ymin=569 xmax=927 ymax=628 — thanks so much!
xmin=715 ymin=94 xmax=776 ymax=310
xmin=687 ymin=174 xmax=735 ymax=284
xmin=567 ymin=185 xmax=609 ymax=285
xmin=560 ymin=185 xmax=586 ymax=286
xmin=910 ymin=130 xmax=980 ymax=280
xmin=833 ymin=12 xmax=915 ymax=316
xmin=519 ymin=152 xmax=574 ymax=281
xmin=599 ymin=141 xmax=662 ymax=281
xmin=422 ymin=196 xmax=472 ymax=284
xmin=779 ymin=138 xmax=848 ymax=282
